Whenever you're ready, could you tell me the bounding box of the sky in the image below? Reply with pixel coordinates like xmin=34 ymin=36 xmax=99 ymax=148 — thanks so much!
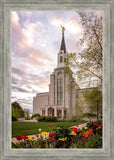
xmin=11 ymin=11 xmax=102 ymax=113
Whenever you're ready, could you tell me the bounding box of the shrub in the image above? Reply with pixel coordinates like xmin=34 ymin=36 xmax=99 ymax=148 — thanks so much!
xmin=12 ymin=116 xmax=17 ymax=121
xmin=31 ymin=114 xmax=40 ymax=119
xmin=71 ymin=140 xmax=83 ymax=148
xmin=85 ymin=134 xmax=102 ymax=148
xmin=38 ymin=116 xmax=57 ymax=122
xmin=54 ymin=126 xmax=72 ymax=148
xmin=54 ymin=126 xmax=71 ymax=140
xmin=58 ymin=119 xmax=66 ymax=122
xmin=58 ymin=119 xmax=86 ymax=122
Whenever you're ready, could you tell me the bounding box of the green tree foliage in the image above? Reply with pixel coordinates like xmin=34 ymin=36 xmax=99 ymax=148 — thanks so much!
xmin=82 ymin=113 xmax=96 ymax=119
xmin=12 ymin=101 xmax=22 ymax=110
xmin=72 ymin=101 xmax=84 ymax=119
xmin=82 ymin=87 xmax=102 ymax=114
xmin=24 ymin=110 xmax=31 ymax=120
xmin=12 ymin=101 xmax=24 ymax=119
xmin=65 ymin=11 xmax=103 ymax=87
xmin=31 ymin=113 xmax=40 ymax=119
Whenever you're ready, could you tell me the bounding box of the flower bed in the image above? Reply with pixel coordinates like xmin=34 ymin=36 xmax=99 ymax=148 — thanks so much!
xmin=12 ymin=120 xmax=102 ymax=148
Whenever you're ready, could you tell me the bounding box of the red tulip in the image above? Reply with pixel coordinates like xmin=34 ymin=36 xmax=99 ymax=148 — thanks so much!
xmin=35 ymin=134 xmax=39 ymax=137
xmin=23 ymin=136 xmax=28 ymax=141
xmin=98 ymin=124 xmax=102 ymax=127
xmin=16 ymin=136 xmax=23 ymax=140
xmin=51 ymin=138 xmax=54 ymax=142
xmin=49 ymin=132 xmax=55 ymax=137
xmin=83 ymin=133 xmax=87 ymax=138
xmin=50 ymin=124 xmax=53 ymax=127
xmin=88 ymin=129 xmax=93 ymax=132
xmin=93 ymin=122 xmax=99 ymax=126
xmin=73 ymin=127 xmax=78 ymax=132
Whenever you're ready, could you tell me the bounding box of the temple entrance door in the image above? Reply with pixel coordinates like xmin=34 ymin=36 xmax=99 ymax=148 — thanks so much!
xmin=57 ymin=109 xmax=62 ymax=118
xmin=48 ymin=107 xmax=54 ymax=116
xmin=64 ymin=110 xmax=66 ymax=118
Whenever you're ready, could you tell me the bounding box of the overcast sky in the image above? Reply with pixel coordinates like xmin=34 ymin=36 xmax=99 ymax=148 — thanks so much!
xmin=11 ymin=11 xmax=102 ymax=113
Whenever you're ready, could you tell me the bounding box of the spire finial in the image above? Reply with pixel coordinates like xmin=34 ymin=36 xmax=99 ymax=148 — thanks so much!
xmin=61 ymin=25 xmax=65 ymax=34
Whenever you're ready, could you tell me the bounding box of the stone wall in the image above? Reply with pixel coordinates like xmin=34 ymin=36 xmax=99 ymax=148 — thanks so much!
xmin=33 ymin=92 xmax=49 ymax=115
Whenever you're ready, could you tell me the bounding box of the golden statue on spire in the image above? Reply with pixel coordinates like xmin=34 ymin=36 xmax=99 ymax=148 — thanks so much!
xmin=61 ymin=25 xmax=65 ymax=34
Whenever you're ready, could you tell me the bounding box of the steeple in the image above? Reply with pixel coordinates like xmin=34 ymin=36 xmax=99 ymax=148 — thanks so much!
xmin=60 ymin=26 xmax=66 ymax=53
xmin=57 ymin=26 xmax=68 ymax=68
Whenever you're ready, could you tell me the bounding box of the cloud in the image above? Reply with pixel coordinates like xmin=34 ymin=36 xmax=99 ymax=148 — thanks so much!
xmin=12 ymin=86 xmax=30 ymax=93
xmin=12 ymin=97 xmax=33 ymax=111
xmin=51 ymin=12 xmax=83 ymax=34
xmin=12 ymin=65 xmax=50 ymax=100
xmin=65 ymin=20 xmax=82 ymax=35
xmin=12 ymin=11 xmax=19 ymax=27
xmin=12 ymin=11 xmax=53 ymax=69
xmin=50 ymin=13 xmax=83 ymax=54
xmin=12 ymin=67 xmax=26 ymax=76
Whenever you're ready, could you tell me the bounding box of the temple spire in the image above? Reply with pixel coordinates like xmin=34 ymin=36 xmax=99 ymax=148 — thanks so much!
xmin=60 ymin=26 xmax=66 ymax=53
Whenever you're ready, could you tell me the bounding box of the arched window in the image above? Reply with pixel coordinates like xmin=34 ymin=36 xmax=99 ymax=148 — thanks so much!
xmin=48 ymin=108 xmax=54 ymax=116
xmin=60 ymin=56 xmax=63 ymax=63
xmin=57 ymin=72 xmax=62 ymax=76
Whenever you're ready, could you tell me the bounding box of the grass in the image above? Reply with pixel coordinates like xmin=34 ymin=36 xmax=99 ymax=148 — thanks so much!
xmin=12 ymin=121 xmax=85 ymax=137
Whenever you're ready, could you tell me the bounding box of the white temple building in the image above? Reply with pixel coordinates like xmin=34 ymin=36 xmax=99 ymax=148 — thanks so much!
xmin=33 ymin=27 xmax=90 ymax=119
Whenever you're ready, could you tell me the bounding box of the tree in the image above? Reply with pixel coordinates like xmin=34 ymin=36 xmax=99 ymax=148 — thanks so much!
xmin=65 ymin=11 xmax=103 ymax=87
xmin=24 ymin=110 xmax=31 ymax=120
xmin=82 ymin=88 xmax=102 ymax=117
xmin=12 ymin=101 xmax=24 ymax=119
xmin=71 ymin=100 xmax=84 ymax=120
xmin=12 ymin=101 xmax=22 ymax=110
xmin=82 ymin=113 xmax=96 ymax=119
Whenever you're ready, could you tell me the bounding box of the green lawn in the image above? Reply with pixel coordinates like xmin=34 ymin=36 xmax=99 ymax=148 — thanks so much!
xmin=12 ymin=121 xmax=85 ymax=137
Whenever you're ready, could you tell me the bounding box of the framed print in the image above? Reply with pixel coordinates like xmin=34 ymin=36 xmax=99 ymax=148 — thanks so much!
xmin=0 ymin=0 xmax=114 ymax=160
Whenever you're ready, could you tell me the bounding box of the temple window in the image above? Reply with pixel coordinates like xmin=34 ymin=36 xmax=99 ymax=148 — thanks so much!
xmin=57 ymin=78 xmax=63 ymax=105
xmin=57 ymin=110 xmax=62 ymax=118
xmin=60 ymin=56 xmax=63 ymax=63
xmin=64 ymin=110 xmax=66 ymax=118
xmin=42 ymin=110 xmax=45 ymax=116
xmin=57 ymin=71 xmax=62 ymax=76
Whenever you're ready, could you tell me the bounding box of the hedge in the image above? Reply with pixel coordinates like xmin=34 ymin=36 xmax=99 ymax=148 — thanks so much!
xmin=31 ymin=114 xmax=41 ymax=119
xmin=38 ymin=116 xmax=57 ymax=122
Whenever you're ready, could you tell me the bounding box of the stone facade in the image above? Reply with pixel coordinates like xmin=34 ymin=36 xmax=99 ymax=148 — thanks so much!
xmin=33 ymin=28 xmax=91 ymax=119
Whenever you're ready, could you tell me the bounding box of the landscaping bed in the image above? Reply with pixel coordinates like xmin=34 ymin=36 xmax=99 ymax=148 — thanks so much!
xmin=12 ymin=120 xmax=102 ymax=148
